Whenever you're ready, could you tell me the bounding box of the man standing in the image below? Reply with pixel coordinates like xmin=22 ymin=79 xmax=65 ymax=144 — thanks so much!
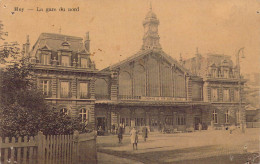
xmin=130 ymin=127 xmax=138 ymax=150
xmin=142 ymin=126 xmax=148 ymax=142
xmin=118 ymin=124 xmax=123 ymax=144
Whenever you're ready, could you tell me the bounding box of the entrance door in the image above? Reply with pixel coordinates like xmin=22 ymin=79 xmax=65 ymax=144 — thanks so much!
xmin=97 ymin=117 xmax=106 ymax=131
xmin=150 ymin=117 xmax=160 ymax=132
xmin=194 ymin=117 xmax=201 ymax=130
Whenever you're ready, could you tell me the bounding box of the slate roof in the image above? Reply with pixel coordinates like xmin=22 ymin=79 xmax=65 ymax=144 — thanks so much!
xmin=30 ymin=33 xmax=86 ymax=56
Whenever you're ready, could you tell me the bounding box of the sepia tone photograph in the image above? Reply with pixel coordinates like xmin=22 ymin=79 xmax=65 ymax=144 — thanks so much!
xmin=0 ymin=0 xmax=259 ymax=163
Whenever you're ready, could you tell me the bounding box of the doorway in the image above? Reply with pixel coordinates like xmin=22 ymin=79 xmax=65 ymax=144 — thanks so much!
xmin=194 ymin=117 xmax=201 ymax=130
xmin=97 ymin=117 xmax=106 ymax=131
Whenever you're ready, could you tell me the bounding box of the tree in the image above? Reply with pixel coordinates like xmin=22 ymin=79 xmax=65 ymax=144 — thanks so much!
xmin=0 ymin=58 xmax=88 ymax=137
xmin=0 ymin=21 xmax=20 ymax=65
xmin=0 ymin=21 xmax=86 ymax=137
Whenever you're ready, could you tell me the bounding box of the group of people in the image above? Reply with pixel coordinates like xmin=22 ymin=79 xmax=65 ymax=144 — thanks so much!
xmin=117 ymin=125 xmax=149 ymax=150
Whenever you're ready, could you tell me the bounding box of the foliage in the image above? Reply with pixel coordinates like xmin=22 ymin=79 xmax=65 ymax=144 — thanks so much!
xmin=0 ymin=59 xmax=88 ymax=137
xmin=0 ymin=21 xmax=87 ymax=137
xmin=0 ymin=21 xmax=21 ymax=65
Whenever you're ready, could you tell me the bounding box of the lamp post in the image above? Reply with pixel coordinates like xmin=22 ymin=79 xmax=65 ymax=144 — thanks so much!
xmin=236 ymin=47 xmax=245 ymax=132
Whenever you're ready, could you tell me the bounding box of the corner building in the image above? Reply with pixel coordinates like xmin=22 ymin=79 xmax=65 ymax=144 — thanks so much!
xmin=28 ymin=32 xmax=98 ymax=128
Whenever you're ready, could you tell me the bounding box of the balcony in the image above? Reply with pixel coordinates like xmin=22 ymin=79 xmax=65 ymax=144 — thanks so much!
xmin=60 ymin=92 xmax=72 ymax=98
xmin=118 ymin=95 xmax=141 ymax=100
xmin=79 ymin=92 xmax=90 ymax=99
xmin=118 ymin=95 xmax=187 ymax=101
xmin=95 ymin=94 xmax=110 ymax=100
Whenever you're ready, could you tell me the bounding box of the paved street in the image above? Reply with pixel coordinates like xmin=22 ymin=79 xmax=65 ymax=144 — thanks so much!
xmin=97 ymin=128 xmax=259 ymax=164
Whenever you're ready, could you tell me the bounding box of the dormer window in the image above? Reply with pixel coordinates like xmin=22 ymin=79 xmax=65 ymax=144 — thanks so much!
xmin=224 ymin=70 xmax=229 ymax=78
xmin=211 ymin=69 xmax=216 ymax=78
xmin=61 ymin=55 xmax=70 ymax=66
xmin=81 ymin=58 xmax=88 ymax=68
xmin=41 ymin=54 xmax=50 ymax=65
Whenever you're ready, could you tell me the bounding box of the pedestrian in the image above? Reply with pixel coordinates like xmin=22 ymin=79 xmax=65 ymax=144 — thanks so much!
xmin=118 ymin=124 xmax=123 ymax=144
xmin=112 ymin=124 xmax=115 ymax=134
xmin=198 ymin=123 xmax=202 ymax=131
xmin=130 ymin=127 xmax=138 ymax=150
xmin=142 ymin=126 xmax=148 ymax=142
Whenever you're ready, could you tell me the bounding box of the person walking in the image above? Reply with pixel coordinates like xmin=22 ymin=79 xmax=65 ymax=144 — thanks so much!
xmin=142 ymin=126 xmax=148 ymax=142
xmin=118 ymin=124 xmax=123 ymax=144
xmin=130 ymin=127 xmax=138 ymax=150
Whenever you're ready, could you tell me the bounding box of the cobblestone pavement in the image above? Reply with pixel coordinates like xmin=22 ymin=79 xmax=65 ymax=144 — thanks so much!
xmin=97 ymin=128 xmax=259 ymax=164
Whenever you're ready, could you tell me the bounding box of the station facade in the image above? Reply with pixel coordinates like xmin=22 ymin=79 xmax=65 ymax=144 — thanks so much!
xmin=28 ymin=7 xmax=246 ymax=132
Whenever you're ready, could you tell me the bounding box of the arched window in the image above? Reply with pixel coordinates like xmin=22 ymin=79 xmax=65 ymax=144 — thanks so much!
xmin=118 ymin=71 xmax=132 ymax=98
xmin=175 ymin=74 xmax=185 ymax=98
xmin=134 ymin=64 xmax=146 ymax=97
xmin=148 ymin=58 xmax=159 ymax=96
xmin=79 ymin=108 xmax=88 ymax=122
xmin=161 ymin=64 xmax=172 ymax=97
xmin=95 ymin=78 xmax=109 ymax=99
xmin=60 ymin=108 xmax=68 ymax=115
xmin=225 ymin=110 xmax=229 ymax=123
xmin=212 ymin=109 xmax=218 ymax=124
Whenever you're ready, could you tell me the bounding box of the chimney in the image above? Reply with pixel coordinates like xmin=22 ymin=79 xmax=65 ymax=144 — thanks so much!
xmin=84 ymin=32 xmax=90 ymax=52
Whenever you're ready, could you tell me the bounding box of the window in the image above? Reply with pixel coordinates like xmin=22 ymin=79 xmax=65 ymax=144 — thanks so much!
xmin=212 ymin=109 xmax=218 ymax=124
xmin=60 ymin=108 xmax=68 ymax=115
xmin=224 ymin=70 xmax=229 ymax=78
xmin=165 ymin=116 xmax=174 ymax=125
xmin=177 ymin=115 xmax=186 ymax=125
xmin=150 ymin=119 xmax=158 ymax=126
xmin=236 ymin=110 xmax=240 ymax=123
xmin=135 ymin=118 xmax=145 ymax=126
xmin=212 ymin=69 xmax=216 ymax=78
xmin=234 ymin=89 xmax=239 ymax=102
xmin=211 ymin=88 xmax=218 ymax=102
xmin=60 ymin=81 xmax=70 ymax=98
xmin=79 ymin=108 xmax=88 ymax=122
xmin=61 ymin=56 xmax=70 ymax=66
xmin=41 ymin=80 xmax=50 ymax=96
xmin=79 ymin=82 xmax=88 ymax=98
xmin=120 ymin=118 xmax=130 ymax=126
xmin=81 ymin=58 xmax=88 ymax=68
xmin=42 ymin=54 xmax=49 ymax=65
xmin=225 ymin=110 xmax=229 ymax=123
xmin=223 ymin=89 xmax=230 ymax=102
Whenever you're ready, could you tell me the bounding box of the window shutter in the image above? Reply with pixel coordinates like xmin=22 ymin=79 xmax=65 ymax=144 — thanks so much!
xmin=48 ymin=54 xmax=51 ymax=65
xmin=39 ymin=80 xmax=43 ymax=91
xmin=48 ymin=80 xmax=52 ymax=96
xmin=217 ymin=88 xmax=220 ymax=101
xmin=69 ymin=81 xmax=72 ymax=97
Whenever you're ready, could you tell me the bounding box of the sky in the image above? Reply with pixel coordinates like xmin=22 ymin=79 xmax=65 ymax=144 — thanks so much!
xmin=0 ymin=0 xmax=259 ymax=74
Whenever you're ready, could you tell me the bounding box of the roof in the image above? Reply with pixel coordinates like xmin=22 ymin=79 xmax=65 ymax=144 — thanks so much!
xmin=103 ymin=49 xmax=192 ymax=75
xmin=30 ymin=33 xmax=86 ymax=56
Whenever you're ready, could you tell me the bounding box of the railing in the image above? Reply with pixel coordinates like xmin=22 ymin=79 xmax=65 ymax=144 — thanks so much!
xmin=0 ymin=131 xmax=97 ymax=164
xmin=207 ymin=73 xmax=240 ymax=79
xmin=118 ymin=95 xmax=141 ymax=100
xmin=60 ymin=92 xmax=72 ymax=98
xmin=118 ymin=95 xmax=187 ymax=101
xmin=95 ymin=94 xmax=110 ymax=100
xmin=79 ymin=92 xmax=90 ymax=99
xmin=246 ymin=122 xmax=260 ymax=128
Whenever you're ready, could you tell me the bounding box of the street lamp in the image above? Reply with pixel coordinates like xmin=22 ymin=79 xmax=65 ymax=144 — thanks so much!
xmin=236 ymin=47 xmax=245 ymax=132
